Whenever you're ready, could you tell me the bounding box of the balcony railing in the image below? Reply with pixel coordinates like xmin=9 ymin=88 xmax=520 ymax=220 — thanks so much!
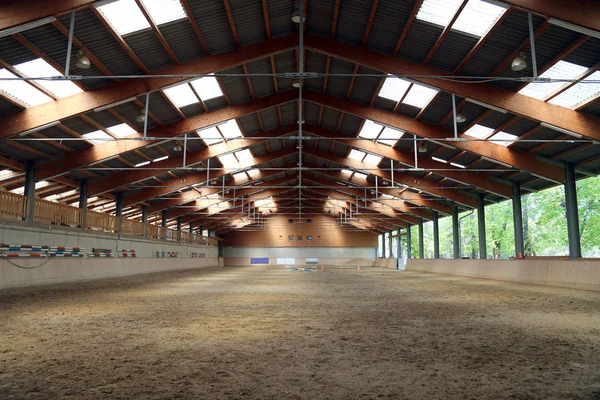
xmin=0 ymin=191 xmax=216 ymax=246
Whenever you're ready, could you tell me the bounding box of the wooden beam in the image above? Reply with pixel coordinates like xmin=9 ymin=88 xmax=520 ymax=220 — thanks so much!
xmin=223 ymin=0 xmax=240 ymax=48
xmin=0 ymin=34 xmax=297 ymax=140
xmin=422 ymin=0 xmax=468 ymax=65
xmin=303 ymin=91 xmax=565 ymax=183
xmin=262 ymin=0 xmax=271 ymax=39
xmin=180 ymin=0 xmax=209 ymax=54
xmin=361 ymin=0 xmax=379 ymax=47
xmin=392 ymin=0 xmax=423 ymax=56
xmin=304 ymin=34 xmax=600 ymax=143
xmin=503 ymin=0 xmax=600 ymax=33
xmin=0 ymin=1 xmax=95 ymax=32
xmin=134 ymin=0 xmax=179 ymax=64
xmin=331 ymin=0 xmax=341 ymax=38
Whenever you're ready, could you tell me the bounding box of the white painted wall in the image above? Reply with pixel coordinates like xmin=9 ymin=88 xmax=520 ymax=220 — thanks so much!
xmin=0 ymin=222 xmax=219 ymax=289
xmin=223 ymin=246 xmax=377 ymax=259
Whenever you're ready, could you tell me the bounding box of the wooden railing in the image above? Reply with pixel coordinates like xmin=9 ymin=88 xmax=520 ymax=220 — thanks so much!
xmin=0 ymin=191 xmax=217 ymax=245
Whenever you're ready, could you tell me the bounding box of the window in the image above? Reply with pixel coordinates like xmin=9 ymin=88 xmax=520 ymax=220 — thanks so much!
xmin=190 ymin=75 xmax=223 ymax=101
xmin=358 ymin=119 xmax=383 ymax=139
xmin=377 ymin=127 xmax=404 ymax=147
xmin=402 ymin=84 xmax=439 ymax=109
xmin=363 ymin=153 xmax=383 ymax=165
xmin=358 ymin=120 xmax=404 ymax=147
xmin=0 ymin=69 xmax=52 ymax=107
xmin=377 ymin=75 xmax=439 ymax=109
xmin=14 ymin=59 xmax=83 ymax=99
xmin=348 ymin=149 xmax=382 ymax=165
xmin=218 ymin=120 xmax=243 ymax=140
xmin=217 ymin=149 xmax=253 ymax=172
xmin=519 ymin=61 xmax=587 ymax=101
xmin=549 ymin=71 xmax=600 ymax=109
xmin=378 ymin=76 xmax=411 ymax=102
xmin=95 ymin=0 xmax=151 ymax=35
xmin=452 ymin=0 xmax=508 ymax=37
xmin=107 ymin=123 xmax=136 ymax=138
xmin=197 ymin=126 xmax=222 ymax=146
xmin=82 ymin=130 xmax=113 ymax=144
xmin=348 ymin=149 xmax=365 ymax=161
xmin=489 ymin=131 xmax=517 ymax=146
xmin=235 ymin=149 xmax=252 ymax=161
xmin=140 ymin=0 xmax=186 ymax=25
xmin=163 ymin=82 xmax=198 ymax=108
xmin=463 ymin=124 xmax=494 ymax=139
xmin=416 ymin=0 xmax=463 ymax=27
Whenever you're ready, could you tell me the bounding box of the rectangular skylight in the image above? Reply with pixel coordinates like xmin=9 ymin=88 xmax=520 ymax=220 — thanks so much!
xmin=190 ymin=75 xmax=224 ymax=101
xmin=363 ymin=153 xmax=383 ymax=165
xmin=378 ymin=76 xmax=411 ymax=102
xmin=95 ymin=0 xmax=151 ymax=35
xmin=450 ymin=162 xmax=466 ymax=169
xmin=247 ymin=168 xmax=259 ymax=177
xmin=348 ymin=149 xmax=366 ymax=161
xmin=45 ymin=189 xmax=78 ymax=202
xmin=14 ymin=59 xmax=83 ymax=99
xmin=107 ymin=123 xmax=136 ymax=138
xmin=377 ymin=127 xmax=404 ymax=146
xmin=0 ymin=69 xmax=52 ymax=107
xmin=82 ymin=130 xmax=114 ymax=144
xmin=163 ymin=82 xmax=199 ymax=108
xmin=235 ymin=149 xmax=252 ymax=161
xmin=11 ymin=180 xmax=50 ymax=195
xmin=232 ymin=171 xmax=247 ymax=179
xmin=0 ymin=169 xmax=17 ymax=180
xmin=219 ymin=120 xmax=243 ymax=140
xmin=432 ymin=156 xmax=448 ymax=163
xmin=416 ymin=0 xmax=463 ymax=27
xmin=218 ymin=153 xmax=239 ymax=170
xmin=489 ymin=131 xmax=517 ymax=146
xmin=358 ymin=119 xmax=383 ymax=139
xmin=549 ymin=71 xmax=600 ymax=109
xmin=453 ymin=0 xmax=508 ymax=37
xmin=353 ymin=172 xmax=368 ymax=179
xmin=463 ymin=124 xmax=494 ymax=139
xmin=518 ymin=61 xmax=587 ymax=100
xmin=402 ymin=84 xmax=439 ymax=109
xmin=153 ymin=155 xmax=169 ymax=162
xmin=197 ymin=126 xmax=223 ymax=146
xmin=135 ymin=161 xmax=150 ymax=167
xmin=341 ymin=169 xmax=353 ymax=175
xmin=139 ymin=0 xmax=186 ymax=25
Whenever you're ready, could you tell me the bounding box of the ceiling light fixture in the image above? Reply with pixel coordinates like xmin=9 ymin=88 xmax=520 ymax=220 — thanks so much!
xmin=291 ymin=2 xmax=305 ymax=23
xmin=417 ymin=142 xmax=427 ymax=153
xmin=292 ymin=80 xmax=300 ymax=88
xmin=455 ymin=113 xmax=466 ymax=123
xmin=511 ymin=52 xmax=527 ymax=72
xmin=75 ymin=50 xmax=91 ymax=70
xmin=173 ymin=144 xmax=182 ymax=152
xmin=136 ymin=109 xmax=146 ymax=122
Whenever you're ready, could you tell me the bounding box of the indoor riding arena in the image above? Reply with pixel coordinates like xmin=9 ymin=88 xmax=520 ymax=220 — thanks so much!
xmin=0 ymin=0 xmax=599 ymax=399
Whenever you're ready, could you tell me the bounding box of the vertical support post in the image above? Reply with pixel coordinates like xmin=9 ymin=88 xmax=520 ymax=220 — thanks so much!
xmin=64 ymin=11 xmax=75 ymax=76
xmin=24 ymin=160 xmax=36 ymax=223
xmin=142 ymin=205 xmax=148 ymax=238
xmin=189 ymin=221 xmax=194 ymax=234
xmin=433 ymin=211 xmax=440 ymax=259
xmin=115 ymin=192 xmax=124 ymax=235
xmin=79 ymin=179 xmax=88 ymax=229
xmin=406 ymin=224 xmax=412 ymax=258
xmin=397 ymin=226 xmax=402 ymax=260
xmin=477 ymin=193 xmax=487 ymax=259
xmin=388 ymin=231 xmax=393 ymax=258
xmin=565 ymin=162 xmax=582 ymax=259
xmin=381 ymin=233 xmax=386 ymax=258
xmin=512 ymin=181 xmax=525 ymax=258
xmin=418 ymin=218 xmax=424 ymax=259
xmin=161 ymin=210 xmax=167 ymax=228
xmin=452 ymin=206 xmax=460 ymax=259
xmin=177 ymin=216 xmax=182 ymax=243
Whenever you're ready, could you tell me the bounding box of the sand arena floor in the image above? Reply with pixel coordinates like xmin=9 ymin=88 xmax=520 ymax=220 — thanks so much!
xmin=0 ymin=265 xmax=599 ymax=399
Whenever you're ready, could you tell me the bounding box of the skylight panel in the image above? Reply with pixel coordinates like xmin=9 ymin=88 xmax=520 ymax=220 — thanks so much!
xmin=139 ymin=0 xmax=186 ymax=24
xmin=196 ymin=126 xmax=223 ymax=146
xmin=358 ymin=119 xmax=383 ymax=139
xmin=95 ymin=0 xmax=151 ymax=35
xmin=197 ymin=126 xmax=222 ymax=146
xmin=518 ymin=61 xmax=587 ymax=100
xmin=432 ymin=156 xmax=448 ymax=164
xmin=363 ymin=154 xmax=383 ymax=165
xmin=453 ymin=0 xmax=508 ymax=37
xmin=163 ymin=82 xmax=199 ymax=108
xmin=153 ymin=155 xmax=169 ymax=162
xmin=190 ymin=75 xmax=223 ymax=101
xmin=463 ymin=124 xmax=494 ymax=139
xmin=0 ymin=169 xmax=17 ymax=180
xmin=247 ymin=168 xmax=259 ymax=177
xmin=107 ymin=123 xmax=136 ymax=138
xmin=218 ymin=153 xmax=239 ymax=170
xmin=45 ymin=189 xmax=78 ymax=203
xmin=0 ymin=69 xmax=52 ymax=107
xmin=489 ymin=131 xmax=517 ymax=146
xmin=14 ymin=59 xmax=83 ymax=98
xmin=235 ymin=149 xmax=252 ymax=161
xmin=378 ymin=76 xmax=411 ymax=102
xmin=348 ymin=149 xmax=366 ymax=161
xmin=548 ymin=71 xmax=600 ymax=109
xmin=341 ymin=169 xmax=353 ymax=175
xmin=377 ymin=127 xmax=404 ymax=146
xmin=450 ymin=162 xmax=466 ymax=169
xmin=416 ymin=0 xmax=463 ymax=27
xmin=135 ymin=161 xmax=150 ymax=167
xmin=232 ymin=171 xmax=247 ymax=179
xmin=402 ymin=84 xmax=439 ymax=109
xmin=11 ymin=180 xmax=50 ymax=195
xmin=82 ymin=130 xmax=113 ymax=144
xmin=219 ymin=120 xmax=243 ymax=140
xmin=353 ymin=172 xmax=368 ymax=179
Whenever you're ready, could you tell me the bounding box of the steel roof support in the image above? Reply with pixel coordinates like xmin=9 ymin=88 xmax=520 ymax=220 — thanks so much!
xmin=418 ymin=218 xmax=424 ymax=259
xmin=452 ymin=206 xmax=460 ymax=259
xmin=433 ymin=211 xmax=440 ymax=259
xmin=512 ymin=181 xmax=525 ymax=259
xmin=564 ymin=163 xmax=582 ymax=259
xmin=477 ymin=193 xmax=487 ymax=260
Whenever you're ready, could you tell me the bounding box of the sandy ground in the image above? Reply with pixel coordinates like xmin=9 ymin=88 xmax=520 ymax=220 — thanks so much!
xmin=0 ymin=265 xmax=599 ymax=399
